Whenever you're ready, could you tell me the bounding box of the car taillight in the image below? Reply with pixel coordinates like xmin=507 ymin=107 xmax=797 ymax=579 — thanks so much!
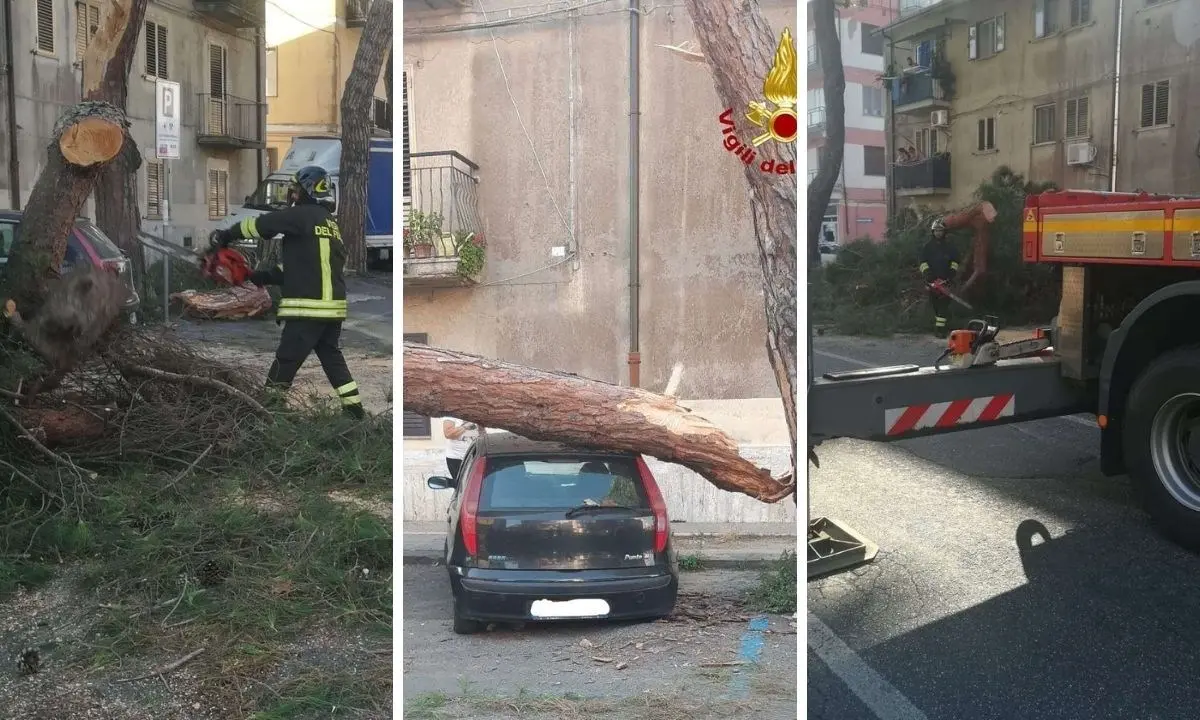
xmin=635 ymin=456 xmax=669 ymax=553
xmin=459 ymin=459 xmax=487 ymax=556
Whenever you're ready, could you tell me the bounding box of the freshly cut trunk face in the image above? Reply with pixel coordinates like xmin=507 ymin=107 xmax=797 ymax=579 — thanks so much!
xmin=473 ymin=456 xmax=659 ymax=571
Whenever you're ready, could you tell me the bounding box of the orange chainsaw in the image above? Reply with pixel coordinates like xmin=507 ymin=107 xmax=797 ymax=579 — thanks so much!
xmin=137 ymin=231 xmax=252 ymax=286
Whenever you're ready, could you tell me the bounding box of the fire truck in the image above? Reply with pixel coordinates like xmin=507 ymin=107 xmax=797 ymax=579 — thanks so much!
xmin=810 ymin=189 xmax=1200 ymax=565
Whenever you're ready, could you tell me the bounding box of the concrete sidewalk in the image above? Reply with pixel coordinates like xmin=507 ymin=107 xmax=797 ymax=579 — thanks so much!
xmin=403 ymin=521 xmax=797 ymax=569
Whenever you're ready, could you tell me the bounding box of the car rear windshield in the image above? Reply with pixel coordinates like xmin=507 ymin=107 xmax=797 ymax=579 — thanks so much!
xmin=74 ymin=222 xmax=125 ymax=260
xmin=479 ymin=456 xmax=650 ymax=511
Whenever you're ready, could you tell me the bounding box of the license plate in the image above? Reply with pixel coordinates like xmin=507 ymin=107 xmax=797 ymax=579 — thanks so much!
xmin=530 ymin=598 xmax=610 ymax=619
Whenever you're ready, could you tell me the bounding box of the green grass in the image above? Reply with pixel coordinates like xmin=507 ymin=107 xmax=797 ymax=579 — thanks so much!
xmin=677 ymin=553 xmax=706 ymax=572
xmin=744 ymin=550 xmax=797 ymax=615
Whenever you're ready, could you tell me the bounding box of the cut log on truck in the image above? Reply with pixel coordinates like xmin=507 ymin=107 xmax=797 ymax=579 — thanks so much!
xmin=403 ymin=342 xmax=794 ymax=502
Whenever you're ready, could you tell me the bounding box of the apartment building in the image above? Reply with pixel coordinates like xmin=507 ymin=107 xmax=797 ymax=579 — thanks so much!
xmin=263 ymin=0 xmax=390 ymax=173
xmin=807 ymin=0 xmax=896 ymax=243
xmin=0 ymin=1 xmax=266 ymax=245
xmin=884 ymin=0 xmax=1117 ymax=211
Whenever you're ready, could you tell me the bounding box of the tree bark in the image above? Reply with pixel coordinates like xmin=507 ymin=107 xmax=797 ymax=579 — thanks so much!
xmin=338 ymin=0 xmax=393 ymax=274
xmin=680 ymin=0 xmax=799 ymax=483
xmin=87 ymin=0 xmax=152 ymax=282
xmin=3 ymin=0 xmax=142 ymax=314
xmin=404 ymin=343 xmax=794 ymax=502
xmin=808 ymin=0 xmax=845 ymax=265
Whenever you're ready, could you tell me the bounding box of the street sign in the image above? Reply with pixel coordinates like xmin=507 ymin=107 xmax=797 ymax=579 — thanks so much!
xmin=154 ymin=79 xmax=181 ymax=159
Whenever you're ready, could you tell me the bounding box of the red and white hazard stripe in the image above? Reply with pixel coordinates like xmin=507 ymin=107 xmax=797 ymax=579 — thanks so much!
xmin=884 ymin=394 xmax=1015 ymax=437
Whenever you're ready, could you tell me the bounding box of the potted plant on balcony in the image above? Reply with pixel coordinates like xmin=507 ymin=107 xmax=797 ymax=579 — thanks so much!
xmin=453 ymin=231 xmax=486 ymax=279
xmin=405 ymin=210 xmax=442 ymax=259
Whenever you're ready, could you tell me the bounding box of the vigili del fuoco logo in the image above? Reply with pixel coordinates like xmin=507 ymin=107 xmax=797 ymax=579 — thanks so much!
xmin=718 ymin=27 xmax=797 ymax=175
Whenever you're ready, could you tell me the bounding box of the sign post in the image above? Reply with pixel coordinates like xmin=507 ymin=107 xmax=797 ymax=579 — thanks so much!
xmin=155 ymin=80 xmax=181 ymax=319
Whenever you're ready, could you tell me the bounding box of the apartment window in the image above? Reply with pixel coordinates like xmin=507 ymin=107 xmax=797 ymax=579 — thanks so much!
xmin=1035 ymin=0 xmax=1059 ymax=38
xmin=862 ymin=86 xmax=884 ymax=117
xmin=977 ymin=116 xmax=996 ymax=151
xmin=401 ymin=70 xmax=412 ymax=202
xmin=144 ymin=21 xmax=168 ymax=79
xmin=75 ymin=3 xmax=100 ymax=62
xmin=373 ymin=98 xmax=390 ymax=131
xmin=207 ymin=168 xmax=229 ymax=220
xmin=864 ymin=146 xmax=886 ymax=177
xmin=1070 ymin=0 xmax=1092 ymax=26
xmin=1034 ymin=104 xmax=1056 ymax=144
xmin=265 ymin=47 xmax=278 ymax=97
xmin=861 ymin=24 xmax=883 ymax=56
xmin=1140 ymin=80 xmax=1170 ymax=128
xmin=208 ymin=43 xmax=228 ymax=134
xmin=145 ymin=159 xmax=164 ymax=220
xmin=36 ymin=0 xmax=54 ymax=55
xmin=917 ymin=127 xmax=940 ymax=156
xmin=1065 ymin=96 xmax=1090 ymax=138
xmin=968 ymin=15 xmax=1006 ymax=60
xmin=808 ymin=29 xmax=818 ymax=66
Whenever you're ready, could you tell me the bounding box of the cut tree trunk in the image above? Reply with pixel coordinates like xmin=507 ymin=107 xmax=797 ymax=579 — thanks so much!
xmin=404 ymin=343 xmax=794 ymax=502
xmin=807 ymin=0 xmax=845 ymax=267
xmin=3 ymin=0 xmax=144 ymax=314
xmin=679 ymin=0 xmax=799 ymax=480
xmin=338 ymin=0 xmax=393 ymax=274
xmin=87 ymin=0 xmax=152 ymax=282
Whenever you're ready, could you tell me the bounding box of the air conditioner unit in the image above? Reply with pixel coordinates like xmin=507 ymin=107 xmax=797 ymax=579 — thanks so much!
xmin=1067 ymin=141 xmax=1097 ymax=166
xmin=931 ymin=110 xmax=949 ymax=128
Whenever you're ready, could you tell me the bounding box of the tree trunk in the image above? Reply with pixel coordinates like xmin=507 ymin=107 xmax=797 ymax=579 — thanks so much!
xmin=3 ymin=0 xmax=142 ymax=314
xmin=338 ymin=0 xmax=393 ymax=274
xmin=404 ymin=343 xmax=794 ymax=502
xmin=679 ymin=0 xmax=799 ymax=483
xmin=808 ymin=0 xmax=845 ymax=265
xmin=87 ymin=0 xmax=152 ymax=283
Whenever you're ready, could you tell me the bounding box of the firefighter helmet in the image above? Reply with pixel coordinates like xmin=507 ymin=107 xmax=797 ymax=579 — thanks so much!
xmin=930 ymin=217 xmax=947 ymax=237
xmin=292 ymin=165 xmax=334 ymax=208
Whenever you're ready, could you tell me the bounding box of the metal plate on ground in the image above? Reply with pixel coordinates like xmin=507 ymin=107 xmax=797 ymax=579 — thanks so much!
xmin=808 ymin=517 xmax=878 ymax=580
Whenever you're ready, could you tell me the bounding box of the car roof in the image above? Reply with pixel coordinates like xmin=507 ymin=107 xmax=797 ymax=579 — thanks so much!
xmin=476 ymin=431 xmax=633 ymax=458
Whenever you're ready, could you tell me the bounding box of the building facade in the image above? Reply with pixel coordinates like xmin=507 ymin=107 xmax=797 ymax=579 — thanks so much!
xmin=0 ymin=0 xmax=266 ymax=247
xmin=884 ymin=0 xmax=1118 ymax=211
xmin=263 ymin=0 xmax=390 ymax=173
xmin=808 ymin=0 xmax=896 ymax=243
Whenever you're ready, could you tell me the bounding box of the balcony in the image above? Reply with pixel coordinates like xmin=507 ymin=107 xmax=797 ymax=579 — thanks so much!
xmin=899 ymin=0 xmax=946 ymax=17
xmin=403 ymin=151 xmax=484 ymax=288
xmin=193 ymin=0 xmax=265 ymax=28
xmin=892 ymin=71 xmax=950 ymax=114
xmin=346 ymin=0 xmax=370 ymax=27
xmin=808 ymin=107 xmax=825 ymax=135
xmin=895 ymin=153 xmax=951 ymax=196
xmin=196 ymin=93 xmax=265 ymax=150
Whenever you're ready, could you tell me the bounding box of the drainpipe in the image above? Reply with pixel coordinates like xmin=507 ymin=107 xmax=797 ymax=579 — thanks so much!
xmin=627 ymin=0 xmax=641 ymax=387
xmin=2 ymin=0 xmax=20 ymax=209
xmin=882 ymin=26 xmax=896 ymax=223
xmin=1108 ymin=0 xmax=1124 ymax=191
xmin=254 ymin=28 xmax=265 ymax=185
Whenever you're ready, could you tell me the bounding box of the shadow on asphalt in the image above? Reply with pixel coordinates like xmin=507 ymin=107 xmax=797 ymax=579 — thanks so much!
xmin=831 ymin=517 xmax=1200 ymax=720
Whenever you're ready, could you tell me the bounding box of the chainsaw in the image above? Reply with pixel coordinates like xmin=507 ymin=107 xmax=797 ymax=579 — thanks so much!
xmin=136 ymin=231 xmax=252 ymax=287
xmin=935 ymin=315 xmax=1054 ymax=369
xmin=928 ymin=280 xmax=973 ymax=310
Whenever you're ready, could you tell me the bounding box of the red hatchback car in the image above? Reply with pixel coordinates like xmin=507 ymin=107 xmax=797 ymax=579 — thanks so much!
xmin=0 ymin=212 xmax=141 ymax=314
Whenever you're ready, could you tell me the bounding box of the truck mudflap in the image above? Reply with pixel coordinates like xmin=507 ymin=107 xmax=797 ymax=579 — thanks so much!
xmin=810 ymin=356 xmax=1091 ymax=443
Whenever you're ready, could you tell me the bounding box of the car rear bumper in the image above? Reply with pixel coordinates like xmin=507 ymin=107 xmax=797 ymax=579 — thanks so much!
xmin=452 ymin=571 xmax=678 ymax=623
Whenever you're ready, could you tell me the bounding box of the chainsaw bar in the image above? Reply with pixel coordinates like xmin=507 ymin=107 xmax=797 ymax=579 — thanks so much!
xmin=995 ymin=335 xmax=1053 ymax=359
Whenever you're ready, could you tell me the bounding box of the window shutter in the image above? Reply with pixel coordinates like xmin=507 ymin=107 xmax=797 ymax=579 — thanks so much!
xmin=977 ymin=118 xmax=986 ymax=151
xmin=1076 ymin=97 xmax=1089 ymax=136
xmin=146 ymin=162 xmax=162 ymax=218
xmin=144 ymin=22 xmax=156 ymax=76
xmin=1065 ymin=99 xmax=1077 ymax=138
xmin=36 ymin=0 xmax=54 ymax=54
xmin=1140 ymin=84 xmax=1154 ymax=128
xmin=968 ymin=24 xmax=977 ymax=59
xmin=156 ymin=25 xmax=168 ymax=80
xmin=401 ymin=71 xmax=412 ymax=201
xmin=1154 ymin=80 xmax=1169 ymax=126
xmin=208 ymin=169 xmax=228 ymax=220
xmin=209 ymin=44 xmax=227 ymax=96
xmin=1035 ymin=2 xmax=1045 ymax=37
xmin=995 ymin=15 xmax=1006 ymax=51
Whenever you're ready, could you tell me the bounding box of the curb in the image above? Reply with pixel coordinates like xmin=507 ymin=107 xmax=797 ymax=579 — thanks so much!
xmin=401 ymin=555 xmax=784 ymax=570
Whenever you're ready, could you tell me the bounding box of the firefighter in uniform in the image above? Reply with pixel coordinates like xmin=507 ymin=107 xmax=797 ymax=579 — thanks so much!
xmin=210 ymin=165 xmax=364 ymax=418
xmin=918 ymin=217 xmax=960 ymax=338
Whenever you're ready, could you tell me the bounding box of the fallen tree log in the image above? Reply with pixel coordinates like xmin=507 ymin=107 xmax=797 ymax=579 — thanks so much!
xmin=171 ymin=284 xmax=273 ymax=320
xmin=403 ymin=342 xmax=794 ymax=502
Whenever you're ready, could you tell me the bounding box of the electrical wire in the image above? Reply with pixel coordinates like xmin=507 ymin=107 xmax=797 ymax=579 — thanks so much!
xmin=265 ymin=0 xmax=336 ymax=35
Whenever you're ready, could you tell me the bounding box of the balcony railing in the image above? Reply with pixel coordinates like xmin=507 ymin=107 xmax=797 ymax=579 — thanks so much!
xmin=899 ymin=0 xmax=945 ymax=17
xmin=196 ymin=93 xmax=265 ymax=149
xmin=403 ymin=151 xmax=483 ymax=287
xmin=346 ymin=0 xmax=370 ymax=27
xmin=893 ymin=71 xmax=948 ymax=109
xmin=808 ymin=106 xmax=825 ymax=132
xmin=193 ymin=0 xmax=265 ymax=28
xmin=895 ymin=153 xmax=951 ymax=193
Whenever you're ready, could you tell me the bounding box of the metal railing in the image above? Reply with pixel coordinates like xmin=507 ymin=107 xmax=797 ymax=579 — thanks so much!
xmin=808 ymin=107 xmax=826 ymax=131
xmin=895 ymin=153 xmax=951 ymax=191
xmin=193 ymin=0 xmax=266 ymax=28
xmin=404 ymin=151 xmax=482 ymax=259
xmin=346 ymin=0 xmax=370 ymax=25
xmin=196 ymin=93 xmax=265 ymax=146
xmin=900 ymin=0 xmax=945 ymax=18
xmin=893 ymin=71 xmax=947 ymax=107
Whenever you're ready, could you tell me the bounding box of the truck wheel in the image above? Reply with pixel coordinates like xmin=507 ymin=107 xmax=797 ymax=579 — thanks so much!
xmin=1124 ymin=346 xmax=1200 ymax=551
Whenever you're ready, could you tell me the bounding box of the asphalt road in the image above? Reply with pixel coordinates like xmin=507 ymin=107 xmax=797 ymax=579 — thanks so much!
xmin=808 ymin=334 xmax=1200 ymax=720
xmin=172 ymin=274 xmax=393 ymax=352
xmin=402 ymin=565 xmax=797 ymax=719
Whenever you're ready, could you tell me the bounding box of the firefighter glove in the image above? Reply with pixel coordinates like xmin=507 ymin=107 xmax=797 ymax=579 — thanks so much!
xmin=249 ymin=270 xmax=273 ymax=288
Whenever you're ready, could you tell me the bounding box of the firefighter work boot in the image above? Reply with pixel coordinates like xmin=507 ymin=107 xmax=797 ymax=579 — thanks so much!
xmin=934 ymin=317 xmax=949 ymax=339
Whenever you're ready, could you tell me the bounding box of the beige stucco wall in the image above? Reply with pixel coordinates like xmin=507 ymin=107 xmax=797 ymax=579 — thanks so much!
xmin=890 ymin=0 xmax=1117 ymax=209
xmin=402 ymin=0 xmax=797 ymax=398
